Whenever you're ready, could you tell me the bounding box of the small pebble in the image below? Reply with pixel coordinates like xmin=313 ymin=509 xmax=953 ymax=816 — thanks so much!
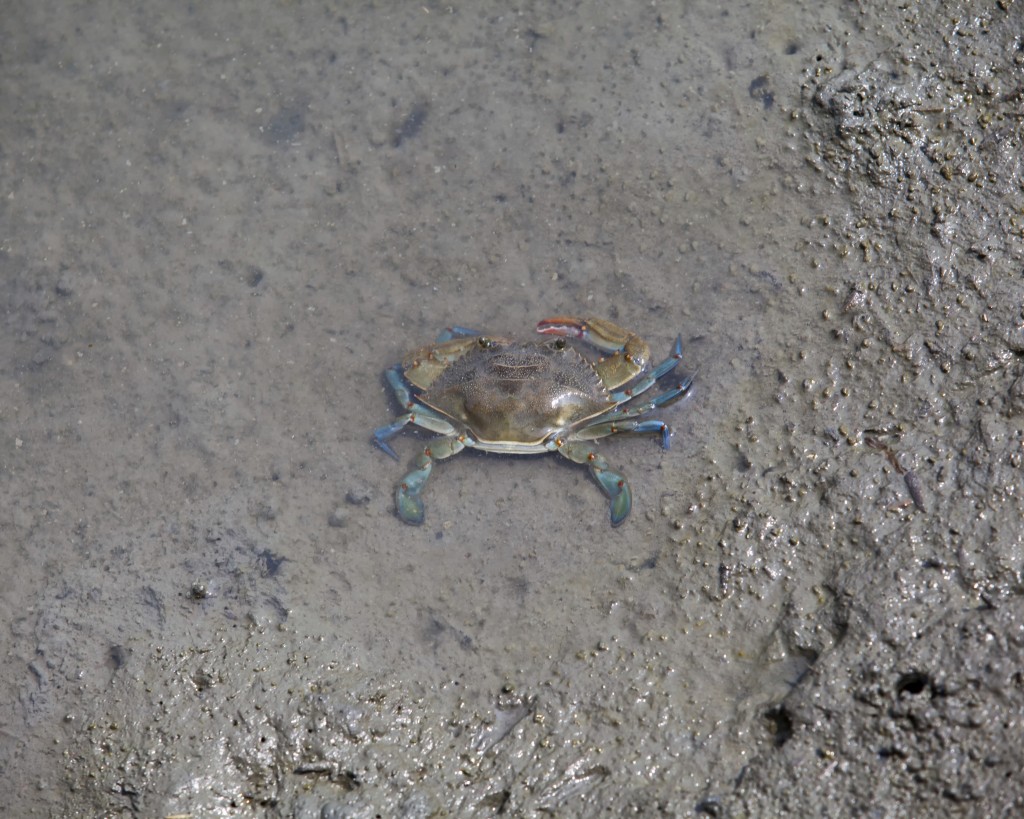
xmin=344 ymin=481 xmax=374 ymax=506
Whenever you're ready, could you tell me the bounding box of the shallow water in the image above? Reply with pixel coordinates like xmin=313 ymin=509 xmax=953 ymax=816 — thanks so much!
xmin=5 ymin=0 xmax=1020 ymax=815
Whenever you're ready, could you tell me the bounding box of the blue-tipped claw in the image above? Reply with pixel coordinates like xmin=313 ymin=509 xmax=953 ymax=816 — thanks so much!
xmin=394 ymin=456 xmax=433 ymax=525
xmin=396 ymin=482 xmax=426 ymax=525
xmin=592 ymin=465 xmax=632 ymax=526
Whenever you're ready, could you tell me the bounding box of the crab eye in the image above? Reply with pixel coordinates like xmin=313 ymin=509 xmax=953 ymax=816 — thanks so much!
xmin=478 ymin=336 xmax=494 ymax=348
xmin=553 ymin=338 xmax=566 ymax=350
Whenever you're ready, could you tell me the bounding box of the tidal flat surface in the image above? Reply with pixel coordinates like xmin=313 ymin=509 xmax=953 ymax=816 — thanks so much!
xmin=2 ymin=1 xmax=1022 ymax=815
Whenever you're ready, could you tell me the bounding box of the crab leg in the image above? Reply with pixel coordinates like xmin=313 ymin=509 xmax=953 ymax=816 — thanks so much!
xmin=395 ymin=434 xmax=471 ymax=525
xmin=575 ymin=418 xmax=674 ymax=449
xmin=381 ymin=364 xmax=415 ymax=406
xmin=555 ymin=440 xmax=632 ymax=526
xmin=373 ymin=365 xmax=458 ymax=459
xmin=605 ymin=373 xmax=694 ymax=423
xmin=536 ymin=316 xmax=652 ymax=389
xmin=372 ymin=408 xmax=457 ymax=460
xmin=573 ymin=370 xmax=693 ymax=450
xmin=609 ymin=335 xmax=685 ymax=403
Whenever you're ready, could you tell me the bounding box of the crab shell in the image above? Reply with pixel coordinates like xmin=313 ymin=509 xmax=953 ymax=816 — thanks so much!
xmin=401 ymin=335 xmax=621 ymax=451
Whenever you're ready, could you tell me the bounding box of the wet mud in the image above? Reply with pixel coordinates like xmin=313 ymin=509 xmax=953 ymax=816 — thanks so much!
xmin=1 ymin=0 xmax=1022 ymax=815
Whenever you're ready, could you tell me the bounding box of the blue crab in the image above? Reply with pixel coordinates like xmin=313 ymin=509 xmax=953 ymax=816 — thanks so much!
xmin=372 ymin=316 xmax=692 ymax=526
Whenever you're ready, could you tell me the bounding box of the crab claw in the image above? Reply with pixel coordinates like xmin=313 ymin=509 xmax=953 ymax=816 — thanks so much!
xmin=596 ymin=466 xmax=632 ymax=526
xmin=537 ymin=315 xmax=651 ymax=389
xmin=396 ymin=482 xmax=426 ymax=525
xmin=537 ymin=316 xmax=626 ymax=351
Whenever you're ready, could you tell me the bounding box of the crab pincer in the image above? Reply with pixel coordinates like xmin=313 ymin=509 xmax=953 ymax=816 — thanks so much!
xmin=536 ymin=316 xmax=652 ymax=388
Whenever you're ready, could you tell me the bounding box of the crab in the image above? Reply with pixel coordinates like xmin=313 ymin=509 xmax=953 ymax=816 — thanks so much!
xmin=372 ymin=316 xmax=692 ymax=526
